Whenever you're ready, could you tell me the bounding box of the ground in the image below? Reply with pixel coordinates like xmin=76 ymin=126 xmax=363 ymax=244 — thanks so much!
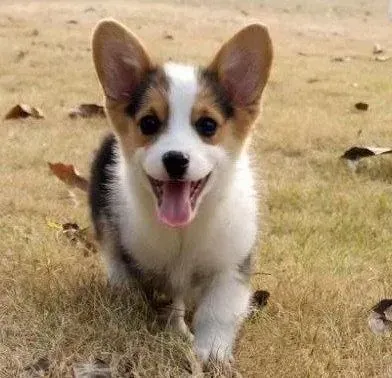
xmin=1 ymin=0 xmax=392 ymax=376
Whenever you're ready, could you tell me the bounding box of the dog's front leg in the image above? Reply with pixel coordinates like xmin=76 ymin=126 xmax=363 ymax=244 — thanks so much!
xmin=165 ymin=297 xmax=194 ymax=341
xmin=193 ymin=270 xmax=251 ymax=363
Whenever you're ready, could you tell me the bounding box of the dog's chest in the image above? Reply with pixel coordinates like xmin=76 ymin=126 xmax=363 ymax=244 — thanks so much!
xmin=120 ymin=196 xmax=257 ymax=295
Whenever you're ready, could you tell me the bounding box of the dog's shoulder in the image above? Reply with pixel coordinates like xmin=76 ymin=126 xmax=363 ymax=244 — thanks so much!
xmin=89 ymin=133 xmax=118 ymax=236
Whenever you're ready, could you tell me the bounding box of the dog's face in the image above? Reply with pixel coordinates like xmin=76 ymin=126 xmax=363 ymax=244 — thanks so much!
xmin=92 ymin=20 xmax=272 ymax=228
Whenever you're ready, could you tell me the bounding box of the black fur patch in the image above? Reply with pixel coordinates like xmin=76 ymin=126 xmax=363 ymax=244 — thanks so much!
xmin=89 ymin=134 xmax=170 ymax=300
xmin=125 ymin=69 xmax=162 ymax=118
xmin=89 ymin=133 xmax=117 ymax=240
xmin=200 ymin=69 xmax=235 ymax=119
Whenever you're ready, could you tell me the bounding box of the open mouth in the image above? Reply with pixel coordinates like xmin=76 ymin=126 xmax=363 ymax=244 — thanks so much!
xmin=148 ymin=174 xmax=211 ymax=228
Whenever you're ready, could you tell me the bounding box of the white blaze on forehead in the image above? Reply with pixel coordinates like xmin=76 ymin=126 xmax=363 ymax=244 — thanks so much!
xmin=142 ymin=62 xmax=213 ymax=183
xmin=163 ymin=63 xmax=198 ymax=132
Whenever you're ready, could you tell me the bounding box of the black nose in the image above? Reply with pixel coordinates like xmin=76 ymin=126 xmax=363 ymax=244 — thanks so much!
xmin=162 ymin=151 xmax=190 ymax=180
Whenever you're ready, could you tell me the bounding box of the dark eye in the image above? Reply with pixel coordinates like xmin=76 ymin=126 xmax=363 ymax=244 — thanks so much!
xmin=195 ymin=117 xmax=217 ymax=137
xmin=139 ymin=115 xmax=161 ymax=136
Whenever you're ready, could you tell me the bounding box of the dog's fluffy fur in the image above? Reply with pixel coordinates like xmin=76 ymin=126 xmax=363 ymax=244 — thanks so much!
xmin=89 ymin=19 xmax=273 ymax=363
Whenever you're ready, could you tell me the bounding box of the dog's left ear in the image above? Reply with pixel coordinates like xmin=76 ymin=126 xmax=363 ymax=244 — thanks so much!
xmin=208 ymin=24 xmax=273 ymax=107
xmin=92 ymin=19 xmax=153 ymax=102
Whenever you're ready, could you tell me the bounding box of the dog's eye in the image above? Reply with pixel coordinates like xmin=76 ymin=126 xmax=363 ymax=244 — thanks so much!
xmin=195 ymin=117 xmax=217 ymax=137
xmin=139 ymin=115 xmax=161 ymax=135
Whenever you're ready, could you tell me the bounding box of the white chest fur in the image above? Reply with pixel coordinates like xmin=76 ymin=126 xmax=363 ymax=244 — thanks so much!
xmin=113 ymin=152 xmax=258 ymax=295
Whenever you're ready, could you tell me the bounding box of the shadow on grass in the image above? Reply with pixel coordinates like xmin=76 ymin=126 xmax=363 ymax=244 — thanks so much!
xmin=6 ymin=272 xmax=195 ymax=377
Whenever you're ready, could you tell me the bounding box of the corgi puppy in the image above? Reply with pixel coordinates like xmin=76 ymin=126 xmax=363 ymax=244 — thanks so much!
xmin=89 ymin=19 xmax=273 ymax=364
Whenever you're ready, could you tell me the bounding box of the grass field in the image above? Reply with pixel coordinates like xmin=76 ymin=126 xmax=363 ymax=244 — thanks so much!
xmin=1 ymin=0 xmax=392 ymax=376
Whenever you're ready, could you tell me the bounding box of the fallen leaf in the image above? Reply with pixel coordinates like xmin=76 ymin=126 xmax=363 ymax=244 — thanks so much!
xmin=15 ymin=50 xmax=28 ymax=62
xmin=368 ymin=299 xmax=392 ymax=335
xmin=48 ymin=162 xmax=89 ymax=192
xmin=248 ymin=290 xmax=270 ymax=317
xmin=354 ymin=102 xmax=369 ymax=111
xmin=373 ymin=43 xmax=384 ymax=54
xmin=68 ymin=104 xmax=105 ymax=119
xmin=163 ymin=33 xmax=174 ymax=40
xmin=252 ymin=290 xmax=270 ymax=308
xmin=374 ymin=55 xmax=390 ymax=62
xmin=48 ymin=220 xmax=97 ymax=256
xmin=72 ymin=359 xmax=111 ymax=378
xmin=4 ymin=104 xmax=44 ymax=120
xmin=62 ymin=223 xmax=97 ymax=255
xmin=240 ymin=9 xmax=249 ymax=16
xmin=331 ymin=56 xmax=351 ymax=62
xmin=66 ymin=19 xmax=78 ymax=24
xmin=341 ymin=146 xmax=392 ymax=161
xmin=307 ymin=78 xmax=320 ymax=84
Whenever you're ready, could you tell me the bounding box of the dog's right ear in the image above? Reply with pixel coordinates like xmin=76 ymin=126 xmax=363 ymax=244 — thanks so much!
xmin=92 ymin=19 xmax=152 ymax=102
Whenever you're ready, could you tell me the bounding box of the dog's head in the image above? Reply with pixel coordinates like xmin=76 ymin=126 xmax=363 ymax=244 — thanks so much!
xmin=92 ymin=20 xmax=272 ymax=228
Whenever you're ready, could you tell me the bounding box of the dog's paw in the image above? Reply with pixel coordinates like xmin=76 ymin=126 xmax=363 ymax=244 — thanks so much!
xmin=193 ymin=351 xmax=239 ymax=378
xmin=158 ymin=303 xmax=194 ymax=342
xmin=193 ymin=344 xmax=234 ymax=365
xmin=368 ymin=299 xmax=392 ymax=335
xmin=172 ymin=318 xmax=194 ymax=342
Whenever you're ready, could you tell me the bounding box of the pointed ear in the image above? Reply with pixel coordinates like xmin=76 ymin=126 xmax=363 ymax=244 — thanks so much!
xmin=207 ymin=24 xmax=273 ymax=107
xmin=92 ymin=19 xmax=153 ymax=102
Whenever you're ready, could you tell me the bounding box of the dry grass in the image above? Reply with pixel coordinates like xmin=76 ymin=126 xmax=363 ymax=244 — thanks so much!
xmin=1 ymin=0 xmax=392 ymax=376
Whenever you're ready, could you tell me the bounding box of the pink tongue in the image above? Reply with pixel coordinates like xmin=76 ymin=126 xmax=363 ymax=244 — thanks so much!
xmin=158 ymin=181 xmax=192 ymax=227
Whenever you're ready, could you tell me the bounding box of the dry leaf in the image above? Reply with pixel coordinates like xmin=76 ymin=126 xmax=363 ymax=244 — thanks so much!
xmin=66 ymin=19 xmax=78 ymax=24
xmin=163 ymin=33 xmax=174 ymax=40
xmin=331 ymin=56 xmax=351 ymax=62
xmin=373 ymin=43 xmax=384 ymax=54
xmin=48 ymin=221 xmax=98 ymax=256
xmin=68 ymin=104 xmax=105 ymax=119
xmin=341 ymin=146 xmax=392 ymax=161
xmin=368 ymin=299 xmax=392 ymax=335
xmin=4 ymin=104 xmax=44 ymax=120
xmin=248 ymin=290 xmax=270 ymax=317
xmin=252 ymin=290 xmax=270 ymax=308
xmin=72 ymin=359 xmax=111 ymax=378
xmin=15 ymin=50 xmax=28 ymax=62
xmin=374 ymin=55 xmax=390 ymax=62
xmin=354 ymin=102 xmax=369 ymax=111
xmin=62 ymin=223 xmax=97 ymax=256
xmin=48 ymin=162 xmax=89 ymax=192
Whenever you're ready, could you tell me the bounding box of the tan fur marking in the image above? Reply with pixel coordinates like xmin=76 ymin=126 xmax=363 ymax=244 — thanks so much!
xmin=106 ymin=75 xmax=169 ymax=159
xmin=201 ymin=23 xmax=272 ymax=145
xmin=192 ymin=82 xmax=226 ymax=145
xmin=193 ymin=77 xmax=260 ymax=146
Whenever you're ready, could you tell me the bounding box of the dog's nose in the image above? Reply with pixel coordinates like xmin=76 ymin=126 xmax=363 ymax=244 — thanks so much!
xmin=162 ymin=151 xmax=190 ymax=180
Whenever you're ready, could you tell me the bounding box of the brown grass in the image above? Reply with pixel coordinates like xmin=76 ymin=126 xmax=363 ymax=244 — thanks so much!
xmin=1 ymin=0 xmax=392 ymax=376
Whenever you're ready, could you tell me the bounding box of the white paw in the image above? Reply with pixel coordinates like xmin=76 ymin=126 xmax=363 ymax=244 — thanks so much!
xmin=193 ymin=342 xmax=233 ymax=364
xmin=164 ymin=311 xmax=194 ymax=342
xmin=174 ymin=319 xmax=194 ymax=342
